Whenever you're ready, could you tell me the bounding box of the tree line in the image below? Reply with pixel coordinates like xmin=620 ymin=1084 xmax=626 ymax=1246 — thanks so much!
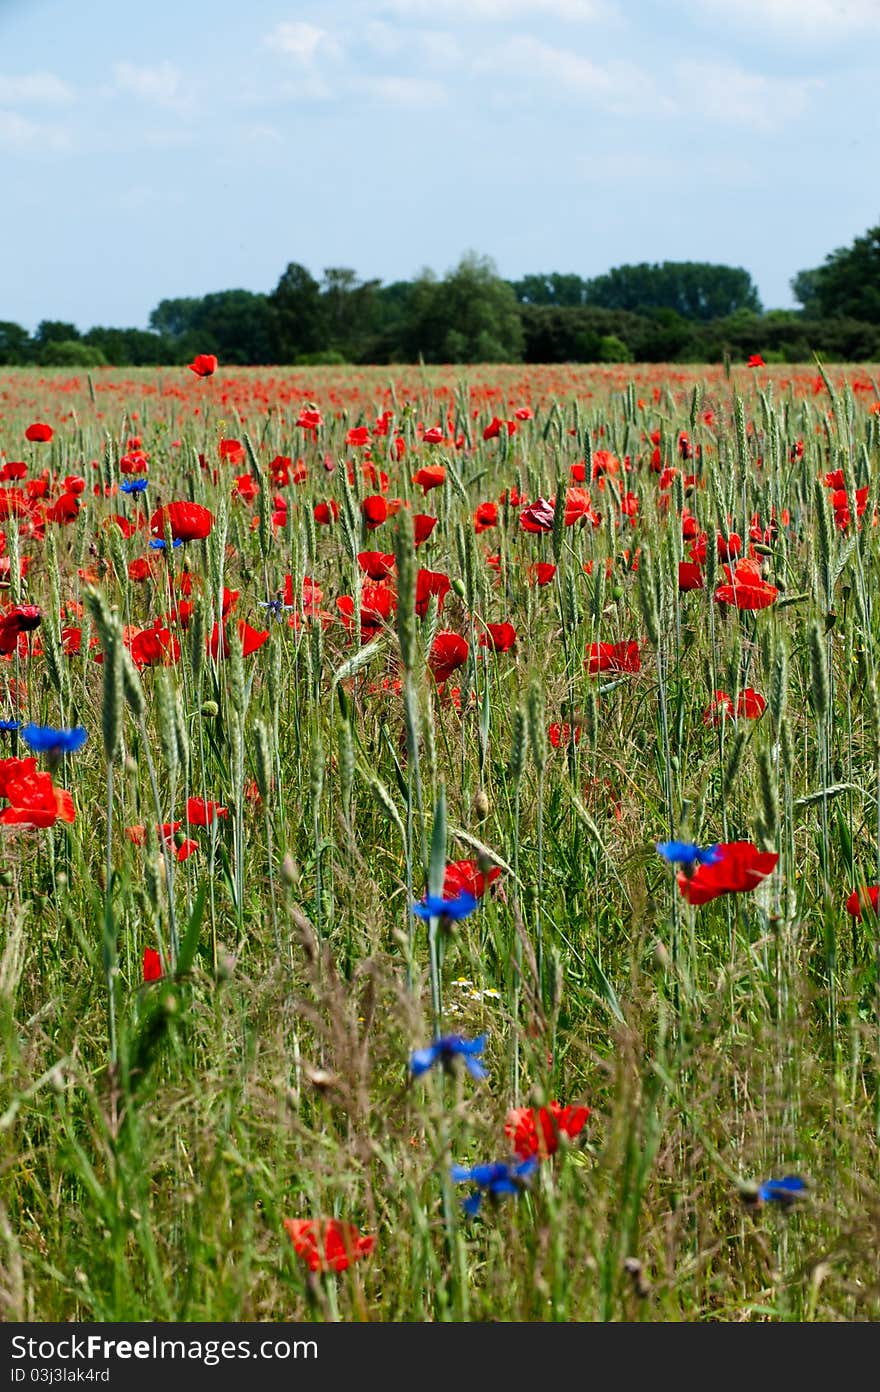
xmin=4 ymin=226 xmax=880 ymax=367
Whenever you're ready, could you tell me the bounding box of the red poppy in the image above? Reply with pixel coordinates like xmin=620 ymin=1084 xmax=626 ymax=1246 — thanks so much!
xmin=0 ymin=604 xmax=41 ymax=654
xmin=361 ymin=494 xmax=387 ymax=528
xmin=188 ymin=354 xmax=218 ymax=377
xmin=747 ymin=354 xmax=765 ymax=368
xmin=737 ymin=688 xmax=766 ymax=719
xmin=207 ymin=621 xmax=269 ymax=660
xmin=296 ymin=408 xmax=323 ymax=432
xmin=357 ymin=551 xmax=395 ymax=580
xmin=714 ymin=557 xmax=778 ymax=611
xmin=186 ymin=797 xmax=229 ymax=827
xmin=677 ymin=841 xmax=778 ymax=906
xmin=519 ymin=497 xmax=555 ymax=533
xmin=528 ymin=562 xmax=556 ymax=586
xmin=413 ymin=464 xmax=446 ymax=493
xmin=25 ymin=422 xmax=53 ymax=443
xmin=283 ymin=1218 xmax=375 ymax=1274
xmin=337 ymin=583 xmax=396 ymax=637
xmin=150 ymin=501 xmax=214 ymax=542
xmin=428 ymin=631 xmax=468 ymax=684
xmin=415 ymin=569 xmax=450 ymax=619
xmin=482 ymin=415 xmax=515 ymax=440
xmin=0 ymin=462 xmax=26 ymax=481
xmin=443 ymin=858 xmax=501 ymax=900
xmin=314 ymin=501 xmax=339 ymax=526
xmin=421 ymin=426 xmax=444 ymax=445
xmin=678 ymin=561 xmax=704 ymax=591
xmin=346 ymin=425 xmax=371 ymax=447
xmin=412 ymin=514 xmax=437 ymax=545
xmin=846 ymin=886 xmax=880 ymax=918
xmin=479 ymin=621 xmax=516 ymax=653
xmin=142 ymin=947 xmax=163 ymax=982
xmin=548 ymin=722 xmax=582 ymax=748
xmin=474 ymin=501 xmax=498 ymax=532
xmin=703 ymin=691 xmax=735 ymax=726
xmin=0 ymin=765 xmax=74 ymax=827
xmin=46 ymin=492 xmax=80 ymax=525
xmin=128 ymin=626 xmax=180 ymax=668
xmin=586 ymin=641 xmax=640 ymax=675
xmin=505 ymin=1102 xmax=590 ymax=1160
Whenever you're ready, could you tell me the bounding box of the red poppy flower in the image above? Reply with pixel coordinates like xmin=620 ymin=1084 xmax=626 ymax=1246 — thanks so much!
xmin=337 ymin=583 xmax=396 ymax=637
xmin=714 ymin=557 xmax=778 ymax=611
xmin=528 ymin=562 xmax=556 ymax=586
xmin=505 ymin=1102 xmax=590 ymax=1160
xmin=128 ymin=626 xmax=180 ymax=668
xmin=703 ymin=691 xmax=735 ymax=726
xmin=846 ymin=885 xmax=879 ymax=918
xmin=428 ymin=631 xmax=468 ymax=684
xmin=747 ymin=354 xmax=765 ymax=368
xmin=677 ymin=841 xmax=778 ymax=906
xmin=474 ymin=501 xmax=498 ymax=532
xmin=443 ymin=858 xmax=501 ymax=900
xmin=413 ymin=464 xmax=446 ymax=493
xmin=0 ymin=766 xmax=74 ymax=827
xmin=357 ymin=551 xmax=395 ymax=580
xmin=314 ymin=501 xmax=339 ymax=525
xmin=548 ymin=722 xmax=582 ymax=748
xmin=361 ymin=494 xmax=388 ymax=528
xmin=737 ymin=688 xmax=766 ymax=719
xmin=479 ymin=622 xmax=516 ymax=653
xmin=207 ymin=621 xmax=269 ymax=660
xmin=519 ymin=497 xmax=555 ymax=533
xmin=0 ymin=604 xmax=41 ymax=654
xmin=421 ymin=426 xmax=444 ymax=445
xmin=0 ymin=461 xmax=27 ymax=481
xmin=412 ymin=514 xmax=437 ymax=545
xmin=415 ymin=569 xmax=450 ymax=619
xmin=150 ymin=502 xmax=214 ymax=542
xmin=346 ymin=425 xmax=371 ymax=447
xmin=25 ymin=422 xmax=53 ymax=443
xmin=296 ymin=408 xmax=323 ymax=432
xmin=188 ymin=354 xmax=218 ymax=377
xmin=678 ymin=561 xmax=704 ymax=591
xmin=142 ymin=947 xmax=163 ymax=982
xmin=283 ymin=1218 xmax=375 ymax=1274
xmin=186 ymin=797 xmax=229 ymax=827
xmin=586 ymin=641 xmax=640 ymax=675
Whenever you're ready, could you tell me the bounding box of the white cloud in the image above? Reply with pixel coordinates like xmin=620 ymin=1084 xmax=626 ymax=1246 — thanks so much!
xmin=0 ymin=109 xmax=71 ymax=150
xmin=364 ymin=22 xmax=462 ymax=65
xmin=689 ymin=0 xmax=880 ymax=39
xmin=0 ymin=73 xmax=75 ymax=105
xmin=479 ymin=36 xmax=664 ymax=115
xmin=358 ymin=75 xmax=448 ymax=106
xmin=382 ymin=0 xmax=611 ymax=19
xmin=113 ymin=61 xmax=190 ymax=112
xmin=673 ymin=60 xmax=820 ymax=128
xmin=264 ymin=21 xmax=342 ymax=63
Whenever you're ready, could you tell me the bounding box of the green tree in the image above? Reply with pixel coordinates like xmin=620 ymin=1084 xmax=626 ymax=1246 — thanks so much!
xmin=269 ymin=263 xmax=326 ymax=362
xmin=0 ymin=322 xmax=33 ymax=364
xmin=404 ymin=253 xmax=524 ymax=363
xmin=510 ymin=272 xmax=589 ymax=306
xmin=790 ymin=268 xmax=822 ymax=316
xmin=39 ymin=339 xmax=107 ymax=367
xmin=35 ymin=319 xmax=81 ymax=345
xmin=584 ymin=261 xmax=762 ymax=320
xmin=801 ymin=224 xmax=880 ymax=322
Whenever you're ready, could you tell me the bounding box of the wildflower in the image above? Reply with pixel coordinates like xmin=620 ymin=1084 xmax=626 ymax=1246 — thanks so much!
xmin=120 ymin=479 xmax=148 ymax=494
xmin=413 ymin=464 xmax=446 ymax=492
xmin=411 ymin=890 xmax=478 ymax=923
xmin=737 ymin=688 xmax=766 ymax=719
xmin=450 ymin=1157 xmax=539 ymax=1217
xmin=142 ymin=947 xmax=163 ymax=983
xmin=747 ymin=354 xmax=765 ymax=368
xmin=409 ymin=1033 xmax=487 ymax=1079
xmin=677 ymin=840 xmax=778 ymax=906
xmin=714 ymin=557 xmax=777 ymax=611
xmin=428 ymin=632 xmax=468 ymax=684
xmin=741 ymin=1175 xmax=807 ymax=1208
xmin=186 ymin=796 xmax=229 ymax=827
xmin=188 ymin=354 xmax=218 ymax=377
xmin=149 ymin=537 xmax=183 ymax=550
xmin=283 ymin=1218 xmax=375 ymax=1274
xmin=0 ymin=605 xmax=41 ymax=655
xmin=0 ymin=763 xmax=75 ymax=827
xmin=656 ymin=840 xmax=721 ymax=870
xmin=20 ymin=724 xmax=88 ymax=767
xmin=413 ymin=514 xmax=437 ymax=545
xmin=505 ymin=1102 xmax=590 ymax=1160
xmin=586 ymin=641 xmax=640 ymax=675
xmin=443 ymin=858 xmax=501 ymax=899
xmin=150 ymin=502 xmax=214 ymax=542
xmin=845 ymin=885 xmax=879 ymax=918
xmin=479 ymin=622 xmax=516 ymax=653
xmin=25 ymin=422 xmax=53 ymax=443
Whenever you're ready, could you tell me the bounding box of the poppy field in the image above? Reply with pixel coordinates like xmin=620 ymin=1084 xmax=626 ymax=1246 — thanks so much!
xmin=2 ymin=359 xmax=880 ymax=1322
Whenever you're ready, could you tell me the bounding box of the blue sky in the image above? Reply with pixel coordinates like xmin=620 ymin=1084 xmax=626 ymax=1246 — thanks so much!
xmin=1 ymin=0 xmax=878 ymax=332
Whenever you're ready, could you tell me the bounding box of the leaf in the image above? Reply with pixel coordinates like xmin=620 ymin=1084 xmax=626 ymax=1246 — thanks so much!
xmin=176 ymin=880 xmax=206 ymax=977
xmin=332 ymin=635 xmax=386 ymax=687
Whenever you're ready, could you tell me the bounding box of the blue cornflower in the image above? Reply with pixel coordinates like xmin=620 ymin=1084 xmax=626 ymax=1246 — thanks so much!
xmin=450 ymin=1156 xmax=539 ymax=1217
xmin=757 ymin=1175 xmax=807 ymax=1207
xmin=409 ymin=1034 xmax=487 ymax=1080
xmin=0 ymin=720 xmax=20 ymax=732
xmin=120 ymin=478 xmax=148 ymax=494
xmin=656 ymin=840 xmax=721 ymax=869
xmin=149 ymin=537 xmax=183 ymax=549
xmin=411 ymin=890 xmax=478 ymax=922
xmin=21 ymin=723 xmax=88 ymax=756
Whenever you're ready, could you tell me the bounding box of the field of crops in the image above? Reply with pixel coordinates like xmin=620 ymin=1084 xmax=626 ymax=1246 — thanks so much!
xmin=1 ymin=359 xmax=879 ymax=1323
